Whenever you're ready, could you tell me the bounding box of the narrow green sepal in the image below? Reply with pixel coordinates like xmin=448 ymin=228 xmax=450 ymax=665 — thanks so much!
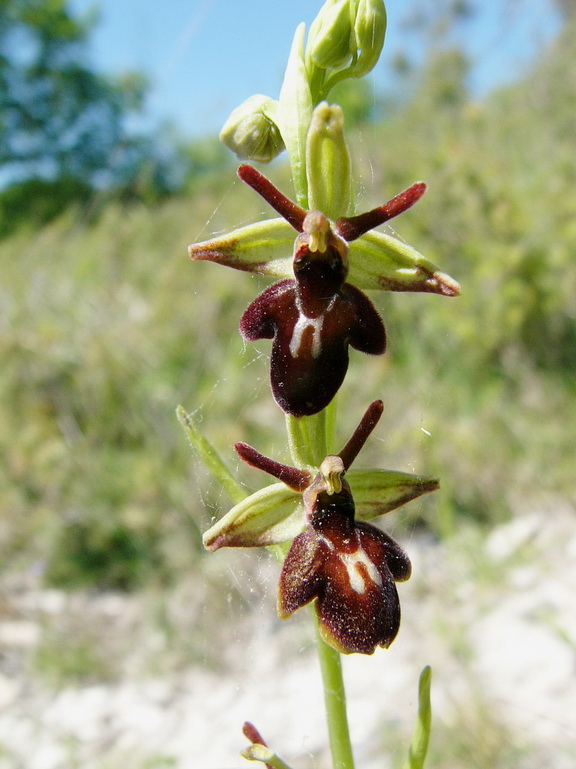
xmin=402 ymin=666 xmax=433 ymax=769
xmin=202 ymin=483 xmax=303 ymax=551
xmin=188 ymin=218 xmax=294 ymax=278
xmin=347 ymin=468 xmax=439 ymax=521
xmin=349 ymin=230 xmax=461 ymax=295
xmin=306 ymin=102 xmax=353 ymax=220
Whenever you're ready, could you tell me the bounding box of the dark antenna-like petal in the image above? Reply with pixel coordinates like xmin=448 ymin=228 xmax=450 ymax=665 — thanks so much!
xmin=335 ymin=182 xmax=427 ymax=242
xmin=338 ymin=400 xmax=384 ymax=470
xmin=235 ymin=442 xmax=312 ymax=491
xmin=238 ymin=165 xmax=308 ymax=232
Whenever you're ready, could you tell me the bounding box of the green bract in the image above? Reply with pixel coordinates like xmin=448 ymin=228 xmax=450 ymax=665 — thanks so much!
xmin=278 ymin=22 xmax=313 ymax=206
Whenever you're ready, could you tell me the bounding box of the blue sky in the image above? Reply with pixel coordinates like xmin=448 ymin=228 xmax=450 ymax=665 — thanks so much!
xmin=69 ymin=0 xmax=561 ymax=139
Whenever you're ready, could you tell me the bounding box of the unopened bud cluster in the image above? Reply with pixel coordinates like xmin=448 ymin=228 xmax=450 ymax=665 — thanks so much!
xmin=219 ymin=0 xmax=386 ymax=164
xmin=306 ymin=0 xmax=386 ymax=80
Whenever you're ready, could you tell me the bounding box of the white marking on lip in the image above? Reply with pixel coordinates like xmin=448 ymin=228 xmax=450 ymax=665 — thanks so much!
xmin=339 ymin=548 xmax=382 ymax=594
xmin=318 ymin=534 xmax=335 ymax=551
xmin=289 ymin=312 xmax=325 ymax=358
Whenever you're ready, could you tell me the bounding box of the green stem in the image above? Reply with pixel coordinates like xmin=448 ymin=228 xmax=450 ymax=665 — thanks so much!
xmin=311 ymin=607 xmax=356 ymax=769
xmin=285 ymin=399 xmax=337 ymax=469
xmin=287 ymin=405 xmax=354 ymax=769
xmin=285 ymin=411 xmax=328 ymax=468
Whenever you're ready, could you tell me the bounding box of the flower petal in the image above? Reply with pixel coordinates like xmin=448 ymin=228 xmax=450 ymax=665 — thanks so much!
xmin=202 ymin=483 xmax=303 ymax=551
xmin=189 ymin=218 xmax=294 ymax=278
xmin=277 ymin=527 xmax=322 ymax=618
xmin=347 ymin=468 xmax=439 ymax=522
xmin=348 ymin=230 xmax=460 ymax=295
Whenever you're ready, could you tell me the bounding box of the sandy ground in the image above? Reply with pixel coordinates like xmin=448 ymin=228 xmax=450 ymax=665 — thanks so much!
xmin=1 ymin=503 xmax=575 ymax=769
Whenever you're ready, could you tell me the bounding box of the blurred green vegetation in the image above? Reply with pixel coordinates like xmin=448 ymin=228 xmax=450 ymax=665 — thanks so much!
xmin=1 ymin=17 xmax=574 ymax=590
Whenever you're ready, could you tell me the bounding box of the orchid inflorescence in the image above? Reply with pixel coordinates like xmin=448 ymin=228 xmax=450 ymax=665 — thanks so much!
xmin=183 ymin=1 xmax=457 ymax=765
xmin=186 ymin=0 xmax=460 ymax=656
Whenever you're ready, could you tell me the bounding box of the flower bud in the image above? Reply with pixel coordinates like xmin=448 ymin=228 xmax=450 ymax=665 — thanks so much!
xmin=219 ymin=94 xmax=285 ymax=163
xmin=306 ymin=0 xmax=355 ymax=71
xmin=353 ymin=0 xmax=387 ymax=78
xmin=306 ymin=102 xmax=352 ymax=219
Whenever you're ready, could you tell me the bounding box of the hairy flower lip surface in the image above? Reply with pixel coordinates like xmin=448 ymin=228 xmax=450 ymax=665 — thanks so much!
xmin=239 ymin=277 xmax=386 ymax=416
xmin=278 ymin=475 xmax=412 ymax=655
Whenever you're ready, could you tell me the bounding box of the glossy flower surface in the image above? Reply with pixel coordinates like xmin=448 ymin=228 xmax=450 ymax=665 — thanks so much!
xmin=190 ymin=165 xmax=459 ymax=416
xmin=240 ymin=207 xmax=385 ymax=415
xmin=279 ymin=466 xmax=411 ymax=654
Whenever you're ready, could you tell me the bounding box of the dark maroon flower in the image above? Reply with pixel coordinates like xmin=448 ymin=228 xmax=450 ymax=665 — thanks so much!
xmin=237 ymin=167 xmax=423 ymax=417
xmin=223 ymin=401 xmax=425 ymax=655
xmin=240 ymin=208 xmax=386 ymax=416
xmin=190 ymin=165 xmax=460 ymax=418
xmin=278 ymin=473 xmax=411 ymax=655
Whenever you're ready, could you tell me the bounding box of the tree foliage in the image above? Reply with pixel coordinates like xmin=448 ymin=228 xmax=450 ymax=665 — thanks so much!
xmin=0 ymin=0 xmax=146 ymax=183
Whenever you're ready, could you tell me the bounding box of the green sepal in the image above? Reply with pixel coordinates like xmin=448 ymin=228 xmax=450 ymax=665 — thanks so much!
xmin=347 ymin=468 xmax=439 ymax=521
xmin=188 ymin=218 xmax=294 ymax=277
xmin=203 ymin=467 xmax=438 ymax=552
xmin=349 ymin=230 xmax=461 ymax=296
xmin=202 ymin=483 xmax=303 ymax=551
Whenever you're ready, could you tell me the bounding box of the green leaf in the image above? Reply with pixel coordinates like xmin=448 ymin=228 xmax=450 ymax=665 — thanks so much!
xmin=403 ymin=666 xmax=433 ymax=769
